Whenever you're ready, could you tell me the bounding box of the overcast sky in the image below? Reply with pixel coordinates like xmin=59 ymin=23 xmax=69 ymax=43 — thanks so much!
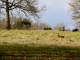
xmin=38 ymin=0 xmax=75 ymax=29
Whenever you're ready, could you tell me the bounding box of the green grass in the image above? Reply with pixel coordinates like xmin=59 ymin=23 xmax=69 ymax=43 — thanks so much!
xmin=0 ymin=45 xmax=80 ymax=60
xmin=0 ymin=30 xmax=80 ymax=60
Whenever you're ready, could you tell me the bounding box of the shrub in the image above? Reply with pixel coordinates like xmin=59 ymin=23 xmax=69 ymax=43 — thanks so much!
xmin=44 ymin=28 xmax=52 ymax=30
xmin=72 ymin=29 xmax=79 ymax=32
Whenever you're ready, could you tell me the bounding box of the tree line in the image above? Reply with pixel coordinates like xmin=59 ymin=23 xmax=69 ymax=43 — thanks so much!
xmin=0 ymin=17 xmax=71 ymax=31
xmin=0 ymin=17 xmax=51 ymax=30
xmin=0 ymin=0 xmax=80 ymax=30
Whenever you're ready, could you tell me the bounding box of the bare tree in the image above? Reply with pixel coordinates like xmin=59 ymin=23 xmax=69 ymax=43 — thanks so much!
xmin=0 ymin=0 xmax=44 ymax=29
xmin=31 ymin=22 xmax=51 ymax=30
xmin=74 ymin=21 xmax=80 ymax=29
xmin=38 ymin=22 xmax=51 ymax=30
xmin=69 ymin=0 xmax=80 ymax=29
xmin=69 ymin=0 xmax=80 ymax=20
xmin=53 ymin=22 xmax=66 ymax=31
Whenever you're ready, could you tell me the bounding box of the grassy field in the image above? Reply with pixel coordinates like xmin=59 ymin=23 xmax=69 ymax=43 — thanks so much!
xmin=0 ymin=30 xmax=80 ymax=60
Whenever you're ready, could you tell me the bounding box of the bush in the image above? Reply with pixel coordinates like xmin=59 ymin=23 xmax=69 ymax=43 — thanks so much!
xmin=58 ymin=26 xmax=65 ymax=31
xmin=44 ymin=28 xmax=52 ymax=30
xmin=12 ymin=18 xmax=31 ymax=29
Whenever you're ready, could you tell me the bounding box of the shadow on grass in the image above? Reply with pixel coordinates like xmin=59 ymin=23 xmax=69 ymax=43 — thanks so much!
xmin=0 ymin=44 xmax=80 ymax=60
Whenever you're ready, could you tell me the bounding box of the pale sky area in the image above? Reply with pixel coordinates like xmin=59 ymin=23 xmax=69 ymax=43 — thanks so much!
xmin=39 ymin=0 xmax=75 ymax=29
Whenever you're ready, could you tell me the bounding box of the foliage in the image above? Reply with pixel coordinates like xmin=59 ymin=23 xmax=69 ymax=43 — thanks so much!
xmin=44 ymin=28 xmax=52 ymax=30
xmin=72 ymin=28 xmax=79 ymax=32
xmin=31 ymin=22 xmax=51 ymax=30
xmin=12 ymin=18 xmax=31 ymax=29
xmin=0 ymin=17 xmax=52 ymax=30
xmin=58 ymin=26 xmax=65 ymax=31
xmin=53 ymin=22 xmax=66 ymax=31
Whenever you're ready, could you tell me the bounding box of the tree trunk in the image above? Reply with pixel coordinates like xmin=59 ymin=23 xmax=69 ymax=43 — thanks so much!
xmin=6 ymin=0 xmax=11 ymax=29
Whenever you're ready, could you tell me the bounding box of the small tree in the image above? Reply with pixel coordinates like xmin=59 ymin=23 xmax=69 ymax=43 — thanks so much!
xmin=21 ymin=18 xmax=31 ymax=29
xmin=12 ymin=18 xmax=31 ymax=29
xmin=53 ymin=22 xmax=66 ymax=31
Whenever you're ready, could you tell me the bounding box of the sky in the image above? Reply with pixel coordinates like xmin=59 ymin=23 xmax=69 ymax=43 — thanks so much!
xmin=38 ymin=0 xmax=75 ymax=29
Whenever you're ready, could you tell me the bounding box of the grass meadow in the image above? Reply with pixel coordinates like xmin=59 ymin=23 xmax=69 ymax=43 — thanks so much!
xmin=0 ymin=30 xmax=80 ymax=60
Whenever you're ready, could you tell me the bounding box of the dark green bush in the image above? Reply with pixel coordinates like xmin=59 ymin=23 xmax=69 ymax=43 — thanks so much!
xmin=44 ymin=28 xmax=52 ymax=30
